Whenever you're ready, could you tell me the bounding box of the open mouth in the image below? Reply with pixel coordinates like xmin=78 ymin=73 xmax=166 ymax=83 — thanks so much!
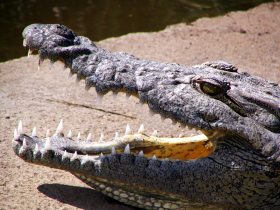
xmin=13 ymin=25 xmax=221 ymax=169
xmin=13 ymin=119 xmax=214 ymax=164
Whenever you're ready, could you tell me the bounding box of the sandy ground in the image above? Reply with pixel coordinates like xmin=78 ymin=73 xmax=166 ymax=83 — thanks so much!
xmin=0 ymin=2 xmax=280 ymax=210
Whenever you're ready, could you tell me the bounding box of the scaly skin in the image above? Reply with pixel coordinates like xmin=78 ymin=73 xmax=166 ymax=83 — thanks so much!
xmin=13 ymin=24 xmax=280 ymax=209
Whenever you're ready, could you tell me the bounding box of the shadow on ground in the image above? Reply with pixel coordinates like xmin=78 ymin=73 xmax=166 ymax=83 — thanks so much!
xmin=38 ymin=184 xmax=140 ymax=210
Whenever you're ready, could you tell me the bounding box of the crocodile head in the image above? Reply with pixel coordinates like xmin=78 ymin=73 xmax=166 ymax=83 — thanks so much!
xmin=14 ymin=24 xmax=280 ymax=209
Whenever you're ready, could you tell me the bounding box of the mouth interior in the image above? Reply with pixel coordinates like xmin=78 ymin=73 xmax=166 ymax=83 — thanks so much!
xmin=77 ymin=133 xmax=215 ymax=160
xmin=15 ymin=129 xmax=214 ymax=161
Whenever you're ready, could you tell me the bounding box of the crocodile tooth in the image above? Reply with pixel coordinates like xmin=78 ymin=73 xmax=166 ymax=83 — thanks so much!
xmin=33 ymin=143 xmax=39 ymax=155
xmin=77 ymin=132 xmax=81 ymax=140
xmin=22 ymin=138 xmax=27 ymax=149
xmin=124 ymin=144 xmax=130 ymax=154
xmin=178 ymin=134 xmax=183 ymax=138
xmin=138 ymin=124 xmax=145 ymax=134
xmin=67 ymin=130 xmax=72 ymax=138
xmin=31 ymin=127 xmax=37 ymax=137
xmin=85 ymin=84 xmax=91 ymax=91
xmin=125 ymin=93 xmax=131 ymax=98
xmin=48 ymin=61 xmax=54 ymax=70
xmin=75 ymin=76 xmax=81 ymax=83
xmin=160 ymin=115 xmax=167 ymax=121
xmin=38 ymin=57 xmax=44 ymax=69
xmin=100 ymin=152 xmax=104 ymax=157
xmin=86 ymin=133 xmax=92 ymax=141
xmin=99 ymin=133 xmax=104 ymax=142
xmin=125 ymin=124 xmax=131 ymax=135
xmin=44 ymin=137 xmax=51 ymax=150
xmin=114 ymin=132 xmax=119 ymax=141
xmin=68 ymin=71 xmax=74 ymax=78
xmin=23 ymin=39 xmax=27 ymax=47
xmin=112 ymin=91 xmax=118 ymax=98
xmin=62 ymin=150 xmax=67 ymax=161
xmin=46 ymin=129 xmax=50 ymax=138
xmin=149 ymin=109 xmax=156 ymax=116
xmin=138 ymin=150 xmax=144 ymax=157
xmin=13 ymin=128 xmax=18 ymax=140
xmin=28 ymin=49 xmax=32 ymax=57
xmin=55 ymin=119 xmax=63 ymax=135
xmin=151 ymin=130 xmax=158 ymax=137
xmin=81 ymin=154 xmax=89 ymax=165
xmin=111 ymin=146 xmax=116 ymax=155
xmin=18 ymin=120 xmax=23 ymax=135
xmin=96 ymin=94 xmax=103 ymax=104
xmin=152 ymin=155 xmax=157 ymax=160
xmin=70 ymin=151 xmax=78 ymax=161
xmin=19 ymin=145 xmax=25 ymax=155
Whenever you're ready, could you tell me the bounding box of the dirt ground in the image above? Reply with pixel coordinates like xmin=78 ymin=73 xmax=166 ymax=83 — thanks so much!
xmin=0 ymin=2 xmax=279 ymax=210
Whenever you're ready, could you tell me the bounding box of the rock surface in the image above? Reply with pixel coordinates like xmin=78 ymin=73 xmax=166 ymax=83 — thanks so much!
xmin=0 ymin=3 xmax=279 ymax=210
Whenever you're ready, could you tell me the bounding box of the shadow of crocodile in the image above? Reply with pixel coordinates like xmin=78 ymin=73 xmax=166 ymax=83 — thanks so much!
xmin=38 ymin=184 xmax=140 ymax=210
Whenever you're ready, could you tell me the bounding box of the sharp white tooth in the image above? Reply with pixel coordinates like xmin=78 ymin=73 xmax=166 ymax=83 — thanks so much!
xmin=138 ymin=124 xmax=145 ymax=134
xmin=55 ymin=119 xmax=63 ymax=135
xmin=67 ymin=130 xmax=72 ymax=138
xmin=22 ymin=138 xmax=27 ymax=149
xmin=125 ymin=93 xmax=131 ymax=98
xmin=75 ymin=76 xmax=81 ymax=84
xmin=125 ymin=124 xmax=131 ymax=135
xmin=100 ymin=152 xmax=104 ymax=157
xmin=23 ymin=39 xmax=27 ymax=47
xmin=70 ymin=151 xmax=78 ymax=161
xmin=19 ymin=145 xmax=25 ymax=155
xmin=28 ymin=49 xmax=32 ymax=57
xmin=81 ymin=154 xmax=89 ymax=165
xmin=138 ymin=150 xmax=144 ymax=157
xmin=44 ymin=137 xmax=51 ymax=150
xmin=33 ymin=143 xmax=39 ymax=155
xmin=96 ymin=94 xmax=103 ymax=104
xmin=49 ymin=61 xmax=54 ymax=70
xmin=46 ymin=129 xmax=50 ymax=138
xmin=99 ymin=133 xmax=104 ymax=142
xmin=178 ymin=134 xmax=183 ymax=138
xmin=152 ymin=155 xmax=157 ymax=160
xmin=124 ymin=144 xmax=130 ymax=154
xmin=151 ymin=130 xmax=158 ymax=137
xmin=77 ymin=132 xmax=81 ymax=140
xmin=111 ymin=146 xmax=116 ymax=155
xmin=31 ymin=127 xmax=37 ymax=137
xmin=85 ymin=84 xmax=91 ymax=91
xmin=114 ymin=132 xmax=119 ymax=141
xmin=37 ymin=64 xmax=40 ymax=71
xmin=86 ymin=133 xmax=92 ymax=141
xmin=68 ymin=71 xmax=74 ymax=78
xmin=13 ymin=128 xmax=18 ymax=140
xmin=18 ymin=120 xmax=23 ymax=135
xmin=62 ymin=150 xmax=67 ymax=161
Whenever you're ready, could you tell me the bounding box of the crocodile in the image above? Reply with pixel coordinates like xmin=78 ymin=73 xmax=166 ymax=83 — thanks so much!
xmin=12 ymin=24 xmax=280 ymax=210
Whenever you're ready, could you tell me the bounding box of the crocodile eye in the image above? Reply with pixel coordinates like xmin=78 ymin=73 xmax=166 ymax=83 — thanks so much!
xmin=200 ymin=82 xmax=223 ymax=96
